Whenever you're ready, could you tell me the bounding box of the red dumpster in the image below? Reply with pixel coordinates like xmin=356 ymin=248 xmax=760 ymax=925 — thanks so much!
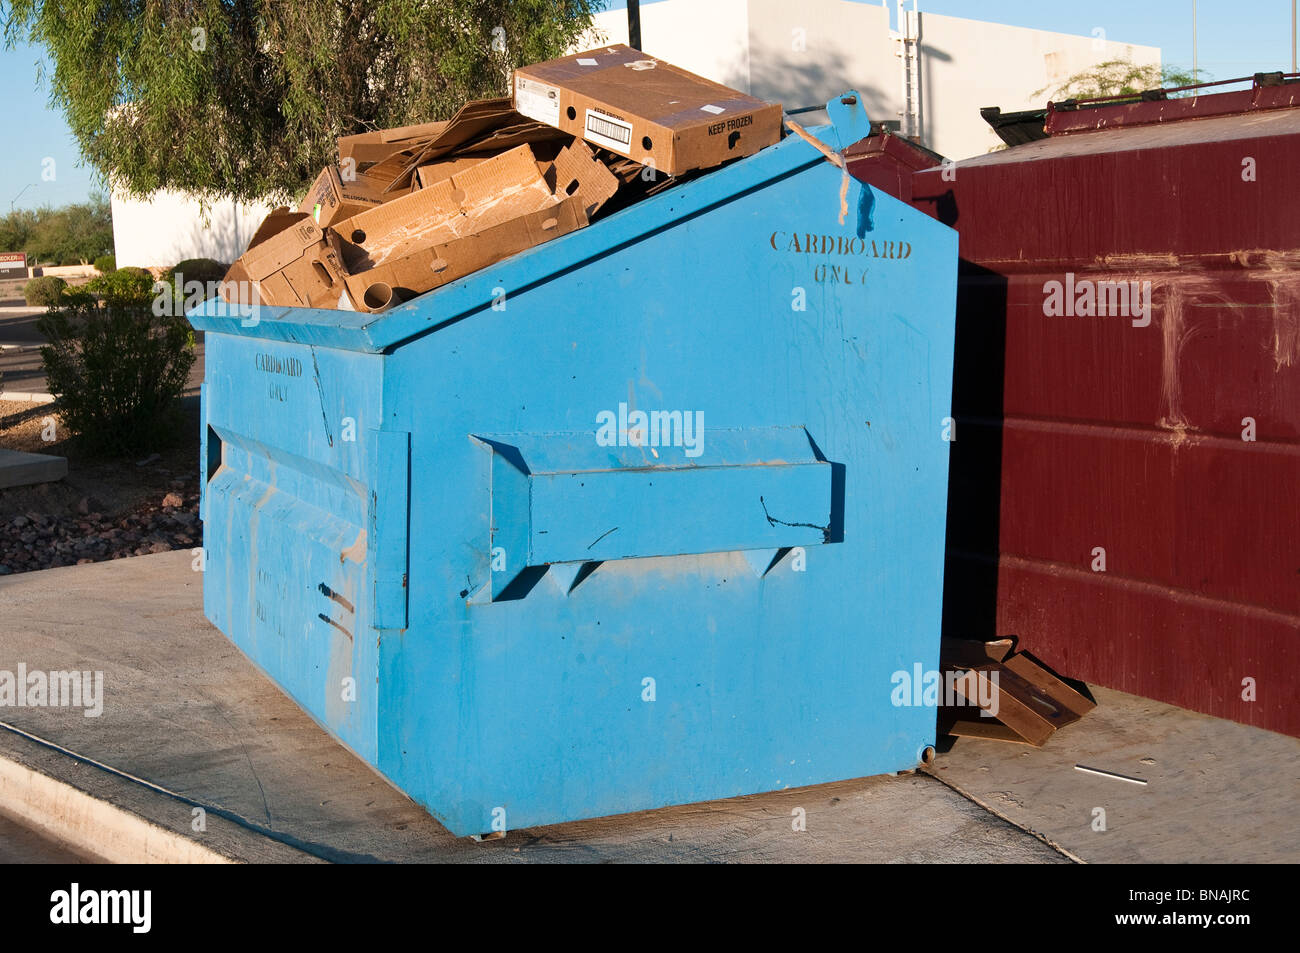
xmin=848 ymin=74 xmax=1300 ymax=737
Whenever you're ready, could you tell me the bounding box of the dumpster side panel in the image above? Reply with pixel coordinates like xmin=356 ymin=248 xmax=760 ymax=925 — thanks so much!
xmin=200 ymin=333 xmax=388 ymax=760
xmin=375 ymin=156 xmax=958 ymax=834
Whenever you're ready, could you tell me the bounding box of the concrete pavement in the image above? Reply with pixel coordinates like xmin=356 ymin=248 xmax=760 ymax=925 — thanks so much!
xmin=0 ymin=551 xmax=1294 ymax=863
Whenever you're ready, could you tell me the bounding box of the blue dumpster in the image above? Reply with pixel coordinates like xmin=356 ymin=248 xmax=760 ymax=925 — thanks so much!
xmin=188 ymin=94 xmax=958 ymax=837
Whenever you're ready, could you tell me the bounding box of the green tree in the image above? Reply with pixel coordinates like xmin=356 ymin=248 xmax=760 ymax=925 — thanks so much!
xmin=1036 ymin=61 xmax=1205 ymax=102
xmin=23 ymin=195 xmax=114 ymax=265
xmin=3 ymin=1 xmax=602 ymax=206
xmin=0 ymin=206 xmax=38 ymax=253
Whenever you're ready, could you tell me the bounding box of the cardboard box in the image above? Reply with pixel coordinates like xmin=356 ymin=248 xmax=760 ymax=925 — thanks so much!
xmin=335 ymin=144 xmax=590 ymax=312
xmin=363 ymin=97 xmax=568 ymax=194
xmin=412 ymin=156 xmax=499 ymax=192
xmin=545 ymin=140 xmax=620 ymax=218
xmin=334 ymin=144 xmax=562 ymax=270
xmin=938 ymin=640 xmax=1097 ymax=747
xmin=337 ymin=120 xmax=449 ymax=168
xmin=513 ymin=45 xmax=782 ymax=176
xmin=221 ymin=210 xmax=348 ymax=309
xmin=343 ymin=196 xmax=586 ymax=312
xmin=298 ymin=166 xmax=389 ymax=227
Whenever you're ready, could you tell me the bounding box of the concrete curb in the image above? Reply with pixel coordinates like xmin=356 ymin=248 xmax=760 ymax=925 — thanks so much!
xmin=0 ymin=392 xmax=54 ymax=404
xmin=0 ymin=749 xmax=233 ymax=864
xmin=0 ymin=724 xmax=323 ymax=864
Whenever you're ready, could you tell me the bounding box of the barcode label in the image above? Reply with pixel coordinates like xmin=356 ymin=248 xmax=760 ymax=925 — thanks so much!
xmin=584 ymin=109 xmax=633 ymax=153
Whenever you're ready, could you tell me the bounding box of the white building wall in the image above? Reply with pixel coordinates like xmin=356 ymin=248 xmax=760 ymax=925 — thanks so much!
xmin=916 ymin=12 xmax=1160 ymax=158
xmin=589 ymin=0 xmax=1160 ymax=159
xmin=110 ymin=190 xmax=274 ymax=270
xmin=581 ymin=0 xmax=751 ymax=90
xmin=744 ymin=0 xmax=897 ymax=118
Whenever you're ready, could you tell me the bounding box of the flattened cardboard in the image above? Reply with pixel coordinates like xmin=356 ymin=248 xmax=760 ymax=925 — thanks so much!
xmin=546 ymin=140 xmax=619 ymax=218
xmin=298 ymin=166 xmax=388 ymax=226
xmin=334 ymin=144 xmax=559 ymax=270
xmin=513 ymin=45 xmax=782 ymax=176
xmin=338 ymin=120 xmax=450 ymax=167
xmin=365 ymin=98 xmax=520 ymax=192
xmin=413 ymin=156 xmax=499 ymax=191
xmin=343 ymin=196 xmax=586 ymax=312
xmin=943 ymin=651 xmax=1097 ymax=747
xmin=221 ymin=211 xmax=347 ymax=309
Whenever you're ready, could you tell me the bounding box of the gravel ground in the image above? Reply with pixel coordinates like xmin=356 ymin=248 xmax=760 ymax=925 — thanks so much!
xmin=0 ymin=397 xmax=202 ymax=576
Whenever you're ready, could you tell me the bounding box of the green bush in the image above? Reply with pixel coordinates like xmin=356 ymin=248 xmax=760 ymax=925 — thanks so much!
xmin=85 ymin=266 xmax=156 ymax=306
xmin=93 ymin=254 xmax=116 ymax=274
xmin=38 ymin=297 xmax=196 ymax=455
xmin=169 ymin=258 xmax=226 ymax=287
xmin=164 ymin=258 xmax=227 ymax=314
xmin=24 ymin=276 xmax=68 ymax=307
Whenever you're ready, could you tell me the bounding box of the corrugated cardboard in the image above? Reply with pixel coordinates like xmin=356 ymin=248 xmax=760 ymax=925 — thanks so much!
xmin=334 ymin=144 xmax=561 ymax=270
xmin=363 ymin=98 xmax=518 ymax=191
xmin=343 ymin=196 xmax=586 ymax=312
xmin=221 ymin=210 xmax=348 ymax=309
xmin=364 ymin=98 xmax=569 ymax=194
xmin=940 ymin=644 xmax=1097 ymax=747
xmin=412 ymin=156 xmax=499 ymax=192
xmin=338 ymin=120 xmax=450 ymax=168
xmin=513 ymin=45 xmax=782 ymax=176
xmin=546 ymin=140 xmax=620 ymax=218
xmin=298 ymin=166 xmax=389 ymax=227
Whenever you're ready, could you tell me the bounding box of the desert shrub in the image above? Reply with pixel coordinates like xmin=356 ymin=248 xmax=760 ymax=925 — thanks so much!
xmin=93 ymin=254 xmax=116 ymax=273
xmin=85 ymin=266 xmax=156 ymax=306
xmin=24 ymin=276 xmax=67 ymax=307
xmin=169 ymin=258 xmax=226 ymax=287
xmin=38 ymin=296 xmax=196 ymax=455
xmin=163 ymin=258 xmax=228 ymax=314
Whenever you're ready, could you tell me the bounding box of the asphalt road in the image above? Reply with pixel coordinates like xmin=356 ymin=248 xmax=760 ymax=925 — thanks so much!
xmin=0 ymin=812 xmax=89 ymax=863
xmin=0 ymin=309 xmax=49 ymax=394
xmin=0 ymin=308 xmax=204 ymax=397
xmin=0 ymin=310 xmax=43 ymax=346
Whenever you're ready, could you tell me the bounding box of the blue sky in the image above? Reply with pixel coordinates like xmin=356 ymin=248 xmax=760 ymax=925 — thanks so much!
xmin=1 ymin=0 xmax=1294 ymax=212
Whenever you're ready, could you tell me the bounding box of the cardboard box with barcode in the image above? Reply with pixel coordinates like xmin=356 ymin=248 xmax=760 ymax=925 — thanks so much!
xmin=333 ymin=143 xmax=588 ymax=312
xmin=220 ymin=210 xmax=348 ymax=309
xmin=513 ymin=45 xmax=782 ymax=177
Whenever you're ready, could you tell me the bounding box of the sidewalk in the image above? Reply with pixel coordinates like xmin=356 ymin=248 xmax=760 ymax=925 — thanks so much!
xmin=0 ymin=551 xmax=1294 ymax=863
